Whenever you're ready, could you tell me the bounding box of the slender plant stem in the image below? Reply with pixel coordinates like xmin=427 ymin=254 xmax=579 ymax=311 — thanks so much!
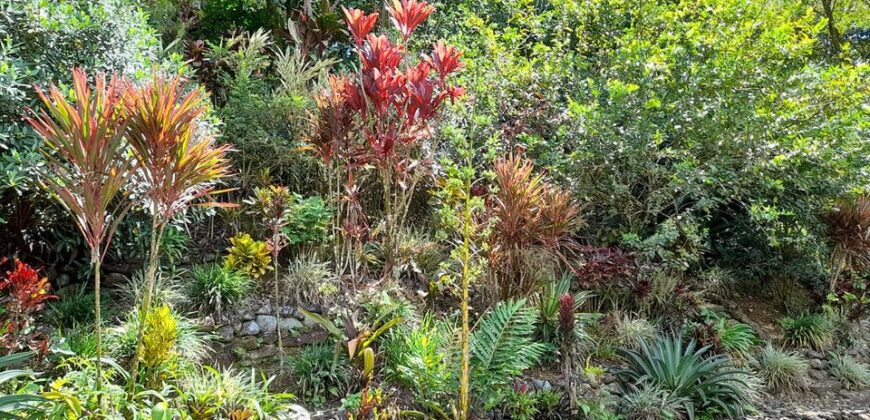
xmin=129 ymin=212 xmax=164 ymax=394
xmin=458 ymin=175 xmax=472 ymax=420
xmin=92 ymin=247 xmax=103 ymax=410
xmin=274 ymin=231 xmax=284 ymax=373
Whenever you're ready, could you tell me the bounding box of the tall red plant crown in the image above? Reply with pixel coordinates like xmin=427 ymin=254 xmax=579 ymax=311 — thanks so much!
xmin=336 ymin=0 xmax=464 ymax=167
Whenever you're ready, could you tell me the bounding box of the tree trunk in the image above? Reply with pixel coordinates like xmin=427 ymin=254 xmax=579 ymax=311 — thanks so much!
xmin=821 ymin=0 xmax=842 ymax=57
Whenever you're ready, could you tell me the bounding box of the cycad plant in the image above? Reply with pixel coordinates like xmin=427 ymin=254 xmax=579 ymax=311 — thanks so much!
xmin=124 ymin=73 xmax=233 ymax=389
xmin=28 ymin=69 xmax=134 ymax=392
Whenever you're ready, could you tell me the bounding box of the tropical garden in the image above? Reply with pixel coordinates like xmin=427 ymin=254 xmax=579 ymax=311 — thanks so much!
xmin=0 ymin=0 xmax=869 ymax=418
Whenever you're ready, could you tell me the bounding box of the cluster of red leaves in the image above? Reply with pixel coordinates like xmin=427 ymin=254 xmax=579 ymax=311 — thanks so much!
xmin=558 ymin=293 xmax=575 ymax=339
xmin=573 ymin=246 xmax=634 ymax=288
xmin=308 ymin=0 xmax=464 ymax=246
xmin=0 ymin=258 xmax=55 ymax=355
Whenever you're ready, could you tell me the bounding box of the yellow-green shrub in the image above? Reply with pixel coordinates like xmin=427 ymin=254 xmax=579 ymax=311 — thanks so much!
xmin=223 ymin=233 xmax=272 ymax=279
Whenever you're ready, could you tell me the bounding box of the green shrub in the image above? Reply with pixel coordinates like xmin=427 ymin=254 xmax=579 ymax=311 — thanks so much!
xmin=613 ymin=314 xmax=657 ymax=351
xmin=288 ymin=343 xmax=353 ymax=407
xmin=223 ymin=233 xmax=272 ymax=279
xmin=383 ymin=315 xmax=454 ymax=409
xmin=284 ymin=255 xmax=338 ymax=306
xmin=47 ymin=285 xmax=100 ymax=328
xmin=780 ymin=314 xmax=835 ymax=351
xmin=283 ymin=195 xmax=333 ymax=247
xmin=620 ymin=383 xmax=686 ymax=420
xmin=178 ymin=366 xmax=297 ymax=418
xmin=618 ymin=335 xmax=757 ymax=418
xmin=715 ymin=319 xmax=757 ymax=359
xmin=59 ymin=325 xmax=98 ymax=357
xmin=753 ymin=345 xmax=808 ymax=394
xmin=830 ymin=353 xmax=870 ymax=390
xmin=188 ymin=264 xmax=254 ymax=318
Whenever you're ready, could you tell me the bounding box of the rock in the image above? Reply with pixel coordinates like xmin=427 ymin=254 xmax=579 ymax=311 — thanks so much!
xmin=105 ymin=272 xmax=127 ymax=287
xmin=232 ymin=319 xmax=242 ymax=333
xmin=241 ymin=321 xmax=261 ymax=336
xmin=216 ymin=325 xmax=234 ymax=342
xmin=279 ymin=306 xmax=297 ymax=318
xmin=240 ymin=310 xmax=256 ymax=321
xmin=279 ymin=317 xmax=303 ymax=333
xmin=806 ymin=350 xmax=825 ymax=359
xmin=57 ymin=273 xmax=71 ymax=288
xmin=203 ymin=253 xmax=217 ymax=263
xmin=809 ymin=359 xmax=828 ymax=370
xmin=235 ymin=336 xmax=259 ymax=350
xmin=262 ymin=334 xmax=278 ymax=344
xmin=248 ymin=344 xmax=279 ymax=360
xmin=256 ymin=315 xmax=278 ymax=333
xmin=256 ymin=304 xmax=273 ymax=315
xmin=808 ymin=380 xmax=842 ymax=397
xmin=602 ymin=373 xmax=618 ymax=385
xmin=530 ymin=379 xmax=552 ymax=391
xmin=199 ymin=315 xmax=216 ymax=331
xmin=809 ymin=369 xmax=827 ymax=380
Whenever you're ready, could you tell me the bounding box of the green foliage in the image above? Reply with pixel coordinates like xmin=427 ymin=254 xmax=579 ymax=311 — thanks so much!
xmin=780 ymin=313 xmax=835 ymax=350
xmin=532 ymin=274 xmax=592 ymax=346
xmin=0 ymin=0 xmax=169 ymax=257
xmin=439 ymin=0 xmax=870 ymax=283
xmin=0 ymin=352 xmax=45 ymax=417
xmin=188 ymin=264 xmax=254 ymax=318
xmin=753 ymin=345 xmax=808 ymax=394
xmin=47 ymin=284 xmax=101 ymax=328
xmin=285 ymin=254 xmax=338 ymax=306
xmin=58 ymin=325 xmax=99 ymax=357
xmin=288 ymin=343 xmax=353 ymax=407
xmin=715 ymin=320 xmax=757 ymax=359
xmin=471 ymin=299 xmax=547 ymax=398
xmin=177 ymin=366 xmax=297 ymax=419
xmin=829 ymin=353 xmax=870 ymax=390
xmin=283 ymin=195 xmax=333 ymax=247
xmin=618 ymin=335 xmax=757 ymax=418
xmin=612 ymin=314 xmax=658 ymax=352
xmin=223 ymin=233 xmax=272 ymax=279
xmin=619 ymin=383 xmax=686 ymax=420
xmin=383 ymin=315 xmax=454 ymax=409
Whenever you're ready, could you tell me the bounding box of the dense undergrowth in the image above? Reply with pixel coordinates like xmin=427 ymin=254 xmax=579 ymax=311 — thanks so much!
xmin=0 ymin=0 xmax=869 ymax=418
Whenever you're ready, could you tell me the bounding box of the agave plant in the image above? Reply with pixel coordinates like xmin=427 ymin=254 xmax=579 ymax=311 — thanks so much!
xmin=124 ymin=73 xmax=234 ymax=388
xmin=618 ymin=335 xmax=756 ymax=419
xmin=0 ymin=352 xmax=45 ymax=416
xmin=27 ymin=69 xmax=134 ymax=391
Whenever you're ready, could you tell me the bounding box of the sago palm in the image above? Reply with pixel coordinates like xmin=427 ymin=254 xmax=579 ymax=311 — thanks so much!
xmin=124 ymin=73 xmax=233 ymax=389
xmin=27 ymin=68 xmax=134 ymax=394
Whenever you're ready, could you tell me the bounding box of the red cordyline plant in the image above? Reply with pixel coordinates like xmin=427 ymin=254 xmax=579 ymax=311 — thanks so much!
xmin=825 ymin=194 xmax=870 ymax=292
xmin=0 ymin=258 xmax=56 ymax=356
xmin=27 ymin=68 xmax=134 ymax=391
xmin=487 ymin=155 xmax=582 ymax=300
xmin=124 ymin=73 xmax=234 ymax=389
xmin=311 ymin=0 xmax=464 ymax=277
